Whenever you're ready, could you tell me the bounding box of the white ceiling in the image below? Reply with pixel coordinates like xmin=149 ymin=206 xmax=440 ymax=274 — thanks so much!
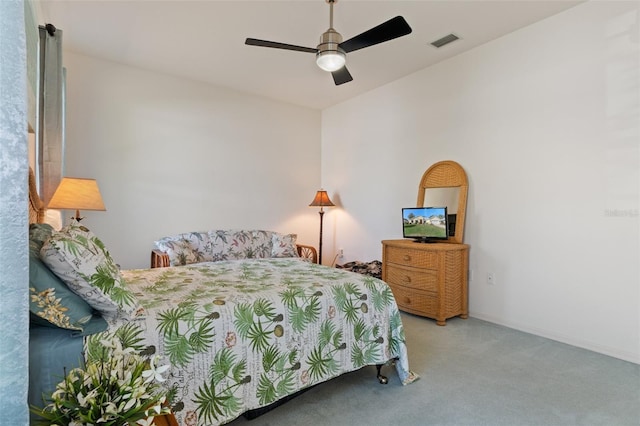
xmin=39 ymin=0 xmax=582 ymax=110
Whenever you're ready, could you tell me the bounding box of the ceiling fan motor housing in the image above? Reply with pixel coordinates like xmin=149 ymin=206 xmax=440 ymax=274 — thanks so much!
xmin=316 ymin=29 xmax=346 ymax=72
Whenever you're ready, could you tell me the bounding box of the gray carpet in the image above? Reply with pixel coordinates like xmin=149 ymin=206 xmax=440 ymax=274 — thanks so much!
xmin=228 ymin=314 xmax=640 ymax=426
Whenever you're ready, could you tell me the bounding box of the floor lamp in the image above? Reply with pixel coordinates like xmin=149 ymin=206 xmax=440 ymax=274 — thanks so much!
xmin=309 ymin=189 xmax=334 ymax=265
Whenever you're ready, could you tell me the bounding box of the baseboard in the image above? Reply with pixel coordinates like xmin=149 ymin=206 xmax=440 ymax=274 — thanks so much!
xmin=469 ymin=312 xmax=640 ymax=365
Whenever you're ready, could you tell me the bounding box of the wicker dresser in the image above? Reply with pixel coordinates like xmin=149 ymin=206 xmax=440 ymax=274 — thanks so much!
xmin=381 ymin=239 xmax=469 ymax=325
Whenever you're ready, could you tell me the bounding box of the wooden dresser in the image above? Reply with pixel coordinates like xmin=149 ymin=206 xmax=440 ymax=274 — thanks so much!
xmin=382 ymin=239 xmax=469 ymax=325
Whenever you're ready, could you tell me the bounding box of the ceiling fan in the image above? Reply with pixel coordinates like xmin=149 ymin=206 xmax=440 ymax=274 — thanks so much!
xmin=245 ymin=0 xmax=412 ymax=86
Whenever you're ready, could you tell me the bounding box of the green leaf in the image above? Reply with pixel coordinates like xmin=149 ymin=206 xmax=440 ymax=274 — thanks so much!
xmin=318 ymin=319 xmax=336 ymax=348
xmin=157 ymin=307 xmax=191 ymax=337
xmin=388 ymin=311 xmax=404 ymax=355
xmin=353 ymin=318 xmax=367 ymax=341
xmin=332 ymin=328 xmax=344 ymax=349
xmin=288 ymin=347 xmax=299 ymax=365
xmin=304 ymin=296 xmax=321 ymax=324
xmin=90 ymin=264 xmax=116 ymax=294
xmin=372 ymin=285 xmax=395 ymax=312
xmin=193 ymin=378 xmax=229 ymax=424
xmin=257 ymin=373 xmax=277 ymax=405
xmin=59 ymin=238 xmax=83 ymax=258
xmin=109 ymin=285 xmax=137 ymax=307
xmin=343 ymin=298 xmax=359 ymax=324
xmin=351 ymin=342 xmax=365 ymax=367
xmin=344 ymin=282 xmax=363 ymax=299
xmin=247 ymin=321 xmax=270 ymax=353
xmin=233 ymin=303 xmax=254 ymax=339
xmin=210 ymin=348 xmax=237 ymax=383
xmin=307 ymin=343 xmax=340 ymax=383
xmin=332 ymin=285 xmax=348 ymax=310
xmin=165 ymin=333 xmax=195 ymax=367
xmin=279 ymin=287 xmax=304 ymax=308
xmin=276 ymin=369 xmax=296 ymax=399
xmin=307 ymin=345 xmax=329 ymax=382
xmin=288 ymin=305 xmax=308 ymax=333
xmin=262 ymin=345 xmax=280 ymax=372
xmin=84 ymin=333 xmax=111 ymax=363
xmin=115 ymin=323 xmax=145 ymax=351
xmin=189 ymin=319 xmax=215 ymax=352
xmin=231 ymin=359 xmax=247 ymax=383
xmin=363 ymin=343 xmax=381 ymax=364
xmin=253 ymin=298 xmax=276 ymax=319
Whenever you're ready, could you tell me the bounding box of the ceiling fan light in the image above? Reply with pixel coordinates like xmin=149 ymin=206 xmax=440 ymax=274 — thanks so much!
xmin=316 ymin=50 xmax=346 ymax=72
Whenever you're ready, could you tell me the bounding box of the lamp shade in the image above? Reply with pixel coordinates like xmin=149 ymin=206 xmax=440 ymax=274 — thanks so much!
xmin=309 ymin=190 xmax=335 ymax=208
xmin=47 ymin=177 xmax=106 ymax=211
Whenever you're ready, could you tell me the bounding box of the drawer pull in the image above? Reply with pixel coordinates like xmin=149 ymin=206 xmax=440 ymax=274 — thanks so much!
xmin=403 ymin=296 xmax=411 ymax=304
xmin=401 ymin=275 xmax=412 ymax=283
xmin=403 ymin=255 xmax=411 ymax=261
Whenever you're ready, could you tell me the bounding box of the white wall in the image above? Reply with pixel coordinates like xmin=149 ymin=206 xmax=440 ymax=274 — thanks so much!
xmin=63 ymin=52 xmax=321 ymax=269
xmin=322 ymin=1 xmax=639 ymax=363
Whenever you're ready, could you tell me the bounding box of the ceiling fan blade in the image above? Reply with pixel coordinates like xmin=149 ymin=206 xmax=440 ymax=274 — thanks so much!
xmin=332 ymin=66 xmax=353 ymax=86
xmin=245 ymin=38 xmax=317 ymax=54
xmin=340 ymin=16 xmax=412 ymax=54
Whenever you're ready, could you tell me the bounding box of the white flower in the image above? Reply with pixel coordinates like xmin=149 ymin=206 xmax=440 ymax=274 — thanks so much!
xmin=35 ymin=333 xmax=169 ymax=425
xmin=142 ymin=356 xmax=170 ymax=384
xmin=136 ymin=416 xmax=155 ymax=426
xmin=122 ymin=397 xmax=138 ymax=411
xmin=103 ymin=401 xmax=118 ymax=415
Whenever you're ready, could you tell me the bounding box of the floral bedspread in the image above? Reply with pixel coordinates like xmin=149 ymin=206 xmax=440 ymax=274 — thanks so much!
xmin=110 ymin=258 xmax=418 ymax=426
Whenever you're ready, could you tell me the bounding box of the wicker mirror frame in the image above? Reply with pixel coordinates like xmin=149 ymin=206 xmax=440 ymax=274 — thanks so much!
xmin=416 ymin=160 xmax=468 ymax=244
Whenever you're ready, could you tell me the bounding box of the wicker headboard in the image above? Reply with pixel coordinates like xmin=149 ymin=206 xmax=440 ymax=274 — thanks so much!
xmin=29 ymin=167 xmax=46 ymax=224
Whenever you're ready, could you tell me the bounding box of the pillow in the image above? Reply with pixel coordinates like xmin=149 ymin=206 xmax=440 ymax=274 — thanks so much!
xmin=29 ymin=240 xmax=96 ymax=331
xmin=72 ymin=314 xmax=108 ymax=337
xmin=272 ymin=233 xmax=299 ymax=258
xmin=29 ymin=223 xmax=103 ymax=332
xmin=154 ymin=231 xmax=213 ymax=266
xmin=226 ymin=230 xmax=273 ymax=259
xmin=29 ymin=223 xmax=55 ymax=247
xmin=40 ymin=221 xmax=139 ymax=320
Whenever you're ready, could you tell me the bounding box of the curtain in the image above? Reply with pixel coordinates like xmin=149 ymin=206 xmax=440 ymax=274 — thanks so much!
xmin=37 ymin=23 xmax=65 ymax=205
xmin=0 ymin=0 xmax=30 ymax=423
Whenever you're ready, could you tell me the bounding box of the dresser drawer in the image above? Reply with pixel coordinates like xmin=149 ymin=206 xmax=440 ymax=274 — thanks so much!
xmin=385 ymin=245 xmax=438 ymax=269
xmin=389 ymin=284 xmax=438 ymax=315
xmin=386 ymin=265 xmax=438 ymax=293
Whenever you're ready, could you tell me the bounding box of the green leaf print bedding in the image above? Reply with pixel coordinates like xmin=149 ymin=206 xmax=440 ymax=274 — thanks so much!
xmin=105 ymin=258 xmax=418 ymax=425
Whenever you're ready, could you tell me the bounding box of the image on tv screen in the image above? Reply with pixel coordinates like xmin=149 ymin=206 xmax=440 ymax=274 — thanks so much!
xmin=402 ymin=207 xmax=448 ymax=240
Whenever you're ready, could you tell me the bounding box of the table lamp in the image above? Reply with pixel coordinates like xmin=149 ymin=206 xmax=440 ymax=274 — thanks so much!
xmin=47 ymin=177 xmax=106 ymax=221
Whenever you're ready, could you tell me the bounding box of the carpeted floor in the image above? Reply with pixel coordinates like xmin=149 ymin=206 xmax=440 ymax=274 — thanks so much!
xmin=228 ymin=314 xmax=640 ymax=426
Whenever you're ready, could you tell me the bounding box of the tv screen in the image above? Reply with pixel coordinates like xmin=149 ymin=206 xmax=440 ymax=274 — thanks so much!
xmin=402 ymin=207 xmax=448 ymax=242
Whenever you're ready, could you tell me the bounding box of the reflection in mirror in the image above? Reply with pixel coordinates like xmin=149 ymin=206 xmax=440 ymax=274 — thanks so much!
xmin=423 ymin=187 xmax=459 ymax=213
xmin=423 ymin=187 xmax=460 ymax=237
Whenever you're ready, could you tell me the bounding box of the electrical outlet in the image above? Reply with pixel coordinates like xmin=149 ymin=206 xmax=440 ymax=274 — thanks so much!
xmin=469 ymin=269 xmax=474 ymax=282
xmin=339 ymin=248 xmax=344 ymax=258
xmin=487 ymin=272 xmax=496 ymax=285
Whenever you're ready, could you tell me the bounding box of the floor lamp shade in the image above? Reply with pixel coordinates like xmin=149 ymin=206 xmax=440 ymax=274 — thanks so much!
xmin=47 ymin=177 xmax=106 ymax=221
xmin=309 ymin=189 xmax=334 ymax=265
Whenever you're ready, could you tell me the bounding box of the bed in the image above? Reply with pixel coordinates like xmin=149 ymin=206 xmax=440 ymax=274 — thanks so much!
xmin=27 ymin=170 xmax=418 ymax=426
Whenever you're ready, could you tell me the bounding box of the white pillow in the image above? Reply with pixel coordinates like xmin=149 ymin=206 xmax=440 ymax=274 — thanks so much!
xmin=41 ymin=221 xmax=139 ymax=320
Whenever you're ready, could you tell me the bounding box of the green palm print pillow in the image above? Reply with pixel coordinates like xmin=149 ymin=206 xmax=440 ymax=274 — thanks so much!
xmin=40 ymin=220 xmax=139 ymax=321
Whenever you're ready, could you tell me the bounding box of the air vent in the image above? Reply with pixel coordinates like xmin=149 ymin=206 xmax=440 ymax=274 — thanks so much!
xmin=430 ymin=33 xmax=460 ymax=48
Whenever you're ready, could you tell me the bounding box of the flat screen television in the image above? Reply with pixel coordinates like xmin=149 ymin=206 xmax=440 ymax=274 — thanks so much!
xmin=402 ymin=206 xmax=448 ymax=243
